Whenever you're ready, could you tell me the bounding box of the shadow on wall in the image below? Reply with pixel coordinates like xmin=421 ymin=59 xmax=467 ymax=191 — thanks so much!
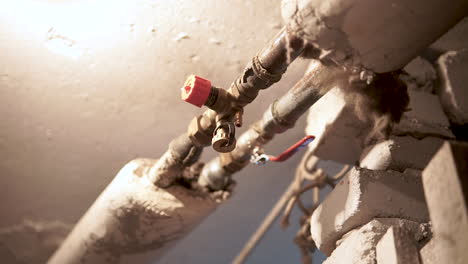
xmin=0 ymin=0 xmax=314 ymax=263
xmin=0 ymin=220 xmax=72 ymax=264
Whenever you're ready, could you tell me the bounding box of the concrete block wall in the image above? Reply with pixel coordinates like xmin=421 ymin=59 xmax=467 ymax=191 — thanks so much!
xmin=306 ymin=18 xmax=468 ymax=263
xmin=421 ymin=142 xmax=468 ymax=264
xmin=1 ymin=1 xmax=466 ymax=263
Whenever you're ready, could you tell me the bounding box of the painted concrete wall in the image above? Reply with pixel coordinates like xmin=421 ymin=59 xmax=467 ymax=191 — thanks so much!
xmin=1 ymin=0 xmax=466 ymax=263
xmin=0 ymin=0 xmax=325 ymax=263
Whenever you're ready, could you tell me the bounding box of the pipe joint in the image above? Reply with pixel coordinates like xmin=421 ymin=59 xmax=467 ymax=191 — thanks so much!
xmin=220 ymin=152 xmax=249 ymax=173
xmin=188 ymin=116 xmax=214 ymax=147
xmin=198 ymin=157 xmax=232 ymax=190
xmin=252 ymin=55 xmax=284 ymax=87
xmin=212 ymin=120 xmax=237 ymax=153
xmin=270 ymin=100 xmax=297 ymax=132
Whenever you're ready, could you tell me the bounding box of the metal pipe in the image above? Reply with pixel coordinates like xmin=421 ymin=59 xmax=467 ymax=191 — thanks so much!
xmin=48 ymin=1 xmax=468 ymax=262
xmin=47 ymin=159 xmax=217 ymax=264
xmin=48 ymin=27 xmax=309 ymax=264
xmin=198 ymin=60 xmax=348 ymax=190
xmin=148 ymin=26 xmax=307 ymax=188
xmin=148 ymin=133 xmax=203 ymax=188
xmin=257 ymin=27 xmax=306 ymax=75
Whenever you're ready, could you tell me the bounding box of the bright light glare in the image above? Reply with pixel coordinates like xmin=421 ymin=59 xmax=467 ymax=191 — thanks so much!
xmin=1 ymin=0 xmax=132 ymax=59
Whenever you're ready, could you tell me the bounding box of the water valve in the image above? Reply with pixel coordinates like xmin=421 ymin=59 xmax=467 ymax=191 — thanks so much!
xmin=181 ymin=75 xmax=212 ymax=107
xmin=181 ymin=75 xmax=239 ymax=153
xmin=212 ymin=120 xmax=236 ymax=153
xmin=250 ymin=135 xmax=315 ymax=165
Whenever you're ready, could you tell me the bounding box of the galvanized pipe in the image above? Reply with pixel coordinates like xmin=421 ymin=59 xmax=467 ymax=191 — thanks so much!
xmin=148 ymin=26 xmax=307 ymax=188
xmin=48 ymin=26 xmax=309 ymax=264
xmin=198 ymin=60 xmax=348 ymax=190
xmin=48 ymin=1 xmax=468 ymax=261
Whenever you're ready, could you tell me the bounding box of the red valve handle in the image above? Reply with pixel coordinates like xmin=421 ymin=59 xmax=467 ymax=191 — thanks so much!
xmin=268 ymin=135 xmax=315 ymax=162
xmin=181 ymin=75 xmax=212 ymax=107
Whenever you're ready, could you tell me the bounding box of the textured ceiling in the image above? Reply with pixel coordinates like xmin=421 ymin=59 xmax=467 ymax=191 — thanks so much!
xmin=0 ymin=0 xmax=318 ymax=263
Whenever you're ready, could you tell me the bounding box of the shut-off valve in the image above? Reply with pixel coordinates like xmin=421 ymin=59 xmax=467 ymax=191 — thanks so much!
xmin=250 ymin=135 xmax=315 ymax=165
xmin=181 ymin=75 xmax=241 ymax=153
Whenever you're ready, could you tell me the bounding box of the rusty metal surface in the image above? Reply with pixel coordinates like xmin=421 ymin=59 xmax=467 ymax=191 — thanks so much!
xmin=198 ymin=61 xmax=348 ymax=190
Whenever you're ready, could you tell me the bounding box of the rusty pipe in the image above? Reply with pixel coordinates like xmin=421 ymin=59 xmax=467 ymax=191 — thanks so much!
xmin=202 ymin=26 xmax=308 ymax=152
xmin=149 ymin=26 xmax=307 ymax=187
xmin=198 ymin=60 xmax=348 ymax=190
xmin=48 ymin=27 xmax=311 ymax=264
